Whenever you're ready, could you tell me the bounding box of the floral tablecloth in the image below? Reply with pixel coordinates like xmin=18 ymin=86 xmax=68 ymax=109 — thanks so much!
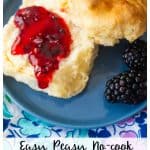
xmin=3 ymin=94 xmax=147 ymax=138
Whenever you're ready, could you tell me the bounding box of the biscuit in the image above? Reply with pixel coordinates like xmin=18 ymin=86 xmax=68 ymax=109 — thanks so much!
xmin=67 ymin=0 xmax=147 ymax=45
xmin=3 ymin=1 xmax=97 ymax=98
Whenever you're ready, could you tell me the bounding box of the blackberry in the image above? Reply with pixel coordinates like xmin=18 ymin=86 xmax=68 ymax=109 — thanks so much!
xmin=122 ymin=39 xmax=147 ymax=70
xmin=105 ymin=70 xmax=147 ymax=104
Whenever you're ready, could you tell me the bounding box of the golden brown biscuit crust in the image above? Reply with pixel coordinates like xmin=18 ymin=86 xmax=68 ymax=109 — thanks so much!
xmin=67 ymin=0 xmax=147 ymax=45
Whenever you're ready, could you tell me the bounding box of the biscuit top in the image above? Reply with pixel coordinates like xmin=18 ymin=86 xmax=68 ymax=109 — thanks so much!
xmin=66 ymin=0 xmax=147 ymax=45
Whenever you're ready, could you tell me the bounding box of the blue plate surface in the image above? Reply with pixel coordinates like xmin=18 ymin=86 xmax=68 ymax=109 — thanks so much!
xmin=4 ymin=0 xmax=146 ymax=128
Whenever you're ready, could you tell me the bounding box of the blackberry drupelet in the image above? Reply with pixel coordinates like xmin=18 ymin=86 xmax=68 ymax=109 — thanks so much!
xmin=122 ymin=39 xmax=147 ymax=70
xmin=105 ymin=70 xmax=147 ymax=104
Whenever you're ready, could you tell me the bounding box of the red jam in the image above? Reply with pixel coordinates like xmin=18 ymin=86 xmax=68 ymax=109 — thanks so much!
xmin=12 ymin=6 xmax=72 ymax=89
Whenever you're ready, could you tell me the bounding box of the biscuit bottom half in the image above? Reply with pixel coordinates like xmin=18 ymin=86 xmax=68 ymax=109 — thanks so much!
xmin=3 ymin=1 xmax=98 ymax=98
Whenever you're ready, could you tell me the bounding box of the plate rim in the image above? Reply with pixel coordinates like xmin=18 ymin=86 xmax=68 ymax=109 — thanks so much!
xmin=4 ymin=81 xmax=146 ymax=129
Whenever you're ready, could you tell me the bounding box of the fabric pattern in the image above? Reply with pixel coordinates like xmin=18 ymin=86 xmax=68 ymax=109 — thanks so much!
xmin=3 ymin=94 xmax=147 ymax=138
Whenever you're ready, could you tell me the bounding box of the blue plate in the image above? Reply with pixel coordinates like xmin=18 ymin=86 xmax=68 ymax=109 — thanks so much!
xmin=4 ymin=0 xmax=146 ymax=128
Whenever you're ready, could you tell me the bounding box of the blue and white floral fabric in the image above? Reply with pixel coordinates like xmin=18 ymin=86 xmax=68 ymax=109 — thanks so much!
xmin=3 ymin=94 xmax=147 ymax=138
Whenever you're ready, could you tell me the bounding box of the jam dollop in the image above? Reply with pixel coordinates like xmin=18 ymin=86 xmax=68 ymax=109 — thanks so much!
xmin=12 ymin=6 xmax=72 ymax=89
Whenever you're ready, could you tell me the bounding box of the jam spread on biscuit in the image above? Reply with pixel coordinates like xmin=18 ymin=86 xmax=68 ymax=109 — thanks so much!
xmin=11 ymin=6 xmax=72 ymax=89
